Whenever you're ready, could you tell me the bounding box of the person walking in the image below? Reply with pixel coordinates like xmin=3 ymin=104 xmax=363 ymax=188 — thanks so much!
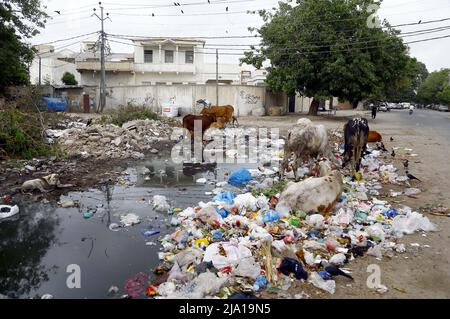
xmin=371 ymin=104 xmax=377 ymax=119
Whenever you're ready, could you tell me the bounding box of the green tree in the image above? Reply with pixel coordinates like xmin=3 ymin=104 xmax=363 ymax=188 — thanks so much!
xmin=384 ymin=58 xmax=428 ymax=103
xmin=0 ymin=0 xmax=49 ymax=90
xmin=417 ymin=69 xmax=450 ymax=105
xmin=61 ymin=72 xmax=78 ymax=85
xmin=241 ymin=0 xmax=412 ymax=115
xmin=437 ymin=84 xmax=450 ymax=105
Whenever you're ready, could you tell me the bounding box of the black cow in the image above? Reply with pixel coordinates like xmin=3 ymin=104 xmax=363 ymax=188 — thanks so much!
xmin=343 ymin=118 xmax=369 ymax=172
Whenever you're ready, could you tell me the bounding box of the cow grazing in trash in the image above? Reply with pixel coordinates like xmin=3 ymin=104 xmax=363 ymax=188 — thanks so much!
xmin=182 ymin=114 xmax=217 ymax=141
xmin=343 ymin=118 xmax=369 ymax=172
xmin=281 ymin=118 xmax=328 ymax=181
xmin=276 ymin=159 xmax=344 ymax=215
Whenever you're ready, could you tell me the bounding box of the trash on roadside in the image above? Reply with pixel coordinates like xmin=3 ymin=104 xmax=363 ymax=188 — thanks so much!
xmin=142 ymin=228 xmax=160 ymax=237
xmin=120 ymin=213 xmax=141 ymax=227
xmin=152 ymin=195 xmax=170 ymax=212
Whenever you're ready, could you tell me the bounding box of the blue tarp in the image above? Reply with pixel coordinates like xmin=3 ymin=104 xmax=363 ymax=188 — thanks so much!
xmin=42 ymin=97 xmax=67 ymax=112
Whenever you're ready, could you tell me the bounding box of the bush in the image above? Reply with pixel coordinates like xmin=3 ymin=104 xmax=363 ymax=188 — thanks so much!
xmin=108 ymin=103 xmax=158 ymax=127
xmin=0 ymin=107 xmax=62 ymax=159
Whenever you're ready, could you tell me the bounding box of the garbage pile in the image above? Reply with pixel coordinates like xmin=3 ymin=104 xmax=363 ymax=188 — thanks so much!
xmin=46 ymin=119 xmax=174 ymax=160
xmin=128 ymin=134 xmax=437 ymax=299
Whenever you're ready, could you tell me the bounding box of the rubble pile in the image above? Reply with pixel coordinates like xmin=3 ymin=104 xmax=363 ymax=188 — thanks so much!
xmin=129 ymin=131 xmax=437 ymax=299
xmin=46 ymin=119 xmax=175 ymax=160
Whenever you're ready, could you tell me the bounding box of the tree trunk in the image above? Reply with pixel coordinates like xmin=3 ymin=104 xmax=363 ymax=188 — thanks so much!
xmin=308 ymin=98 xmax=319 ymax=115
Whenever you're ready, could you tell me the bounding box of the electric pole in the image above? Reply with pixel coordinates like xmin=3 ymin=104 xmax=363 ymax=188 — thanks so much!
xmin=216 ymin=49 xmax=219 ymax=107
xmin=93 ymin=2 xmax=110 ymax=113
xmin=38 ymin=55 xmax=42 ymax=86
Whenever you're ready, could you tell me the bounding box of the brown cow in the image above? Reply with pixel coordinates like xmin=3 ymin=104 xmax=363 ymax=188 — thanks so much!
xmin=368 ymin=131 xmax=382 ymax=143
xmin=182 ymin=114 xmax=217 ymax=141
xmin=200 ymin=105 xmax=234 ymax=127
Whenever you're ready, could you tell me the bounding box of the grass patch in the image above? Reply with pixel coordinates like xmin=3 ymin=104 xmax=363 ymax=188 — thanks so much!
xmin=102 ymin=103 xmax=158 ymax=127
xmin=252 ymin=180 xmax=288 ymax=198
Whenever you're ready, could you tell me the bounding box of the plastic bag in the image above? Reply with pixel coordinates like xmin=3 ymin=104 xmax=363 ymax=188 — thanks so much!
xmin=120 ymin=213 xmax=141 ymax=227
xmin=152 ymin=195 xmax=170 ymax=212
xmin=366 ymin=223 xmax=386 ymax=241
xmin=309 ymin=272 xmax=336 ymax=294
xmin=263 ymin=211 xmax=280 ymax=223
xmin=228 ymin=168 xmax=252 ymax=187
xmin=196 ymin=205 xmax=223 ymax=225
xmin=203 ymin=242 xmax=252 ymax=269
xmin=233 ymin=193 xmax=258 ymax=211
xmin=233 ymin=257 xmax=262 ymax=279
xmin=392 ymin=211 xmax=437 ymax=236
xmin=213 ymin=192 xmax=237 ymax=205
xmin=306 ymin=214 xmax=325 ymax=228
xmin=329 ymin=253 xmax=346 ymax=266
xmin=0 ymin=205 xmax=19 ymax=219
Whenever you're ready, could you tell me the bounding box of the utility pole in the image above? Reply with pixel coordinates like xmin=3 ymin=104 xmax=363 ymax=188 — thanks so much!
xmin=216 ymin=49 xmax=219 ymax=107
xmin=93 ymin=2 xmax=110 ymax=113
xmin=38 ymin=55 xmax=42 ymax=86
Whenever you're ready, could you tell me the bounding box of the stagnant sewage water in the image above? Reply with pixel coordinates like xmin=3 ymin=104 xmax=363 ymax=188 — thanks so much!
xmin=0 ymin=158 xmax=261 ymax=299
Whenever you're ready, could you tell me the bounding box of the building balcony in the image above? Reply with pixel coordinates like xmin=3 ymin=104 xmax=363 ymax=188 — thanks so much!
xmin=76 ymin=61 xmax=134 ymax=72
xmin=133 ymin=63 xmax=196 ymax=74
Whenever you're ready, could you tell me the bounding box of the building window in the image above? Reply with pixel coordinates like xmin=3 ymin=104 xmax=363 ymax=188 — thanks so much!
xmin=165 ymin=50 xmax=174 ymax=63
xmin=144 ymin=50 xmax=153 ymax=63
xmin=185 ymin=51 xmax=194 ymax=64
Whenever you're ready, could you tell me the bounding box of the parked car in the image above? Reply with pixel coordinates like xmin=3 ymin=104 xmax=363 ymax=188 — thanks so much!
xmin=438 ymin=105 xmax=449 ymax=112
xmin=388 ymin=102 xmax=398 ymax=109
xmin=39 ymin=97 xmax=68 ymax=112
xmin=378 ymin=102 xmax=390 ymax=112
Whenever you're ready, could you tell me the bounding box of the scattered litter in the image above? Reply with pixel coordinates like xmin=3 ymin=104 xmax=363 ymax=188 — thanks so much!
xmin=120 ymin=213 xmax=141 ymax=227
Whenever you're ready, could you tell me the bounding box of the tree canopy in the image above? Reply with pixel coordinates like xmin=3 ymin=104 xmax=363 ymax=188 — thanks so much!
xmin=417 ymin=69 xmax=450 ymax=105
xmin=0 ymin=0 xmax=48 ymax=90
xmin=241 ymin=0 xmax=414 ymax=114
xmin=61 ymin=72 xmax=78 ymax=86
xmin=383 ymin=58 xmax=428 ymax=103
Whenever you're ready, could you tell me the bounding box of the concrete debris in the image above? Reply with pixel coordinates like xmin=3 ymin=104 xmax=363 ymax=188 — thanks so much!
xmin=46 ymin=119 xmax=174 ymax=160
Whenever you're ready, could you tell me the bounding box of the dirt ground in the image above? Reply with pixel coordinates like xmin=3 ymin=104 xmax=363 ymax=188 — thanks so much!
xmin=240 ymin=110 xmax=450 ymax=299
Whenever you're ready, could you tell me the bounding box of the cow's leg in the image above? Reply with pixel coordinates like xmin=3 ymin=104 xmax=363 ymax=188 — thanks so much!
xmin=280 ymin=147 xmax=289 ymax=180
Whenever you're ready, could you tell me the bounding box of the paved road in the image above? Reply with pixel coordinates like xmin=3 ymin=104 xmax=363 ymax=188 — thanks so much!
xmin=373 ymin=109 xmax=450 ymax=140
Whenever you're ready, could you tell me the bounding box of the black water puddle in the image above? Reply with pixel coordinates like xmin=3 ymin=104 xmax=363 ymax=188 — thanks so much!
xmin=0 ymin=159 xmax=260 ymax=299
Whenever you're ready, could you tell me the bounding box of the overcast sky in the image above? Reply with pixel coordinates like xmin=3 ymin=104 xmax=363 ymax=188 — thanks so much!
xmin=32 ymin=0 xmax=450 ymax=71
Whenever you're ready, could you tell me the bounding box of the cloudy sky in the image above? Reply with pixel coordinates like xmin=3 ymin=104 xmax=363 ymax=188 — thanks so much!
xmin=32 ymin=0 xmax=450 ymax=71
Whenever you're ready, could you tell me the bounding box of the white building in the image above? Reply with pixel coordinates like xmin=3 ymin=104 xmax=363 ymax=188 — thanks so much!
xmin=76 ymin=38 xmax=255 ymax=86
xmin=30 ymin=44 xmax=81 ymax=85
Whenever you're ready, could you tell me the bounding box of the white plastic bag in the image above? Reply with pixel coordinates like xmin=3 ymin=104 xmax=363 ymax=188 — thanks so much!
xmin=0 ymin=205 xmax=19 ymax=219
xmin=306 ymin=214 xmax=325 ymax=228
xmin=233 ymin=257 xmax=261 ymax=279
xmin=309 ymin=272 xmax=336 ymax=294
xmin=392 ymin=211 xmax=437 ymax=236
xmin=152 ymin=195 xmax=170 ymax=212
xmin=203 ymin=242 xmax=252 ymax=269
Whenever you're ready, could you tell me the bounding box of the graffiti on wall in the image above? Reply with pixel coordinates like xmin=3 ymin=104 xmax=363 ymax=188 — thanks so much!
xmin=239 ymin=90 xmax=261 ymax=105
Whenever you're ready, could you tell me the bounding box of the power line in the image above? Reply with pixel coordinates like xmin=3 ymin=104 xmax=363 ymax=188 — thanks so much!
xmin=107 ymin=33 xmax=450 ymax=57
xmin=35 ymin=32 xmax=99 ymax=46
